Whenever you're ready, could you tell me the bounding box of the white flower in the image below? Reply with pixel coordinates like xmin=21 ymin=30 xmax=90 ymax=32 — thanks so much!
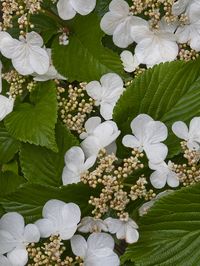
xmin=149 ymin=161 xmax=179 ymax=189
xmin=0 ymin=212 xmax=40 ymax=266
xmin=33 ymin=49 xmax=66 ymax=81
xmin=122 ymin=114 xmax=168 ymax=163
xmin=62 ymin=146 xmax=96 ymax=185
xmin=120 ymin=50 xmax=139 ymax=72
xmin=71 ymin=233 xmax=120 ymax=266
xmin=78 ymin=217 xmax=108 ymax=233
xmin=172 ymin=118 xmax=200 ymax=150
xmin=85 ymin=73 xmax=124 ymax=120
xmin=100 ymin=0 xmax=144 ymax=48
xmin=80 ymin=117 xmax=120 ymax=157
xmin=139 ymin=190 xmax=173 ymax=216
xmin=0 ymin=60 xmax=2 ymax=93
xmin=35 ymin=199 xmax=81 ymax=240
xmin=0 ymin=95 xmax=14 ymax=121
xmin=0 ymin=31 xmax=49 ymax=75
xmin=57 ymin=0 xmax=96 ymax=20
xmin=175 ymin=1 xmax=200 ymax=51
xmin=104 ymin=217 xmax=139 ymax=244
xmin=130 ymin=18 xmax=178 ymax=67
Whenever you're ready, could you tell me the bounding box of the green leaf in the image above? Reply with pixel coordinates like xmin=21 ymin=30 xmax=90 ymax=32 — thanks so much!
xmin=95 ymin=0 xmax=111 ymax=17
xmin=52 ymin=13 xmax=124 ymax=82
xmin=114 ymin=59 xmax=200 ymax=158
xmin=5 ymin=81 xmax=58 ymax=152
xmin=0 ymin=127 xmax=19 ymax=164
xmin=0 ymin=183 xmax=94 ymax=222
xmin=20 ymin=123 xmax=78 ymax=186
xmin=0 ymin=171 xmax=26 ymax=197
xmin=122 ymin=183 xmax=200 ymax=266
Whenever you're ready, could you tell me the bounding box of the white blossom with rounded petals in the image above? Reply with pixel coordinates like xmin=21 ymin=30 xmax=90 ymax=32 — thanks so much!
xmin=0 ymin=95 xmax=14 ymax=121
xmin=0 ymin=212 xmax=40 ymax=266
xmin=0 ymin=31 xmax=49 ymax=75
xmin=130 ymin=18 xmax=178 ymax=67
xmin=35 ymin=199 xmax=81 ymax=240
xmin=149 ymin=161 xmax=179 ymax=189
xmin=62 ymin=146 xmax=96 ymax=185
xmin=122 ymin=114 xmax=168 ymax=163
xmin=172 ymin=118 xmax=200 ymax=150
xmin=0 ymin=255 xmax=13 ymax=266
xmin=78 ymin=217 xmax=108 ymax=233
xmin=80 ymin=117 xmax=120 ymax=157
xmin=85 ymin=73 xmax=124 ymax=120
xmin=104 ymin=217 xmax=139 ymax=244
xmin=57 ymin=0 xmax=96 ymax=20
xmin=100 ymin=0 xmax=144 ymax=48
xmin=71 ymin=233 xmax=120 ymax=266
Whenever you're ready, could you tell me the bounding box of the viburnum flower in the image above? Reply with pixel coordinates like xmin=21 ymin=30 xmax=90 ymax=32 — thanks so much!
xmin=0 ymin=212 xmax=40 ymax=266
xmin=57 ymin=0 xmax=96 ymax=20
xmin=35 ymin=199 xmax=81 ymax=240
xmin=100 ymin=0 xmax=144 ymax=48
xmin=71 ymin=233 xmax=120 ymax=266
xmin=104 ymin=217 xmax=139 ymax=244
xmin=0 ymin=31 xmax=49 ymax=75
xmin=85 ymin=73 xmax=124 ymax=120
xmin=80 ymin=117 xmax=120 ymax=157
xmin=33 ymin=49 xmax=66 ymax=81
xmin=0 ymin=95 xmax=14 ymax=121
xmin=122 ymin=114 xmax=168 ymax=163
xmin=120 ymin=50 xmax=139 ymax=72
xmin=149 ymin=161 xmax=179 ymax=189
xmin=78 ymin=217 xmax=108 ymax=233
xmin=130 ymin=19 xmax=178 ymax=67
xmin=62 ymin=146 xmax=96 ymax=185
xmin=175 ymin=1 xmax=200 ymax=51
xmin=172 ymin=118 xmax=200 ymax=150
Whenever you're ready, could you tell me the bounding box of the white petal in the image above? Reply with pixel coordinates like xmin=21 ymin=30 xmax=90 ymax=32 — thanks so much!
xmin=86 ymin=253 xmax=120 ymax=266
xmin=125 ymin=226 xmax=139 ymax=244
xmin=130 ymin=114 xmax=153 ymax=140
xmin=0 ymin=230 xmax=16 ymax=254
xmin=83 ymin=116 xmax=102 ymax=136
xmin=100 ymin=12 xmax=125 ymax=35
xmin=100 ymin=102 xmax=114 ymax=120
xmin=120 ymin=51 xmax=139 ymax=72
xmin=85 ymin=81 xmax=102 ymax=102
xmin=0 ymin=61 xmax=2 ymax=93
xmin=122 ymin=135 xmax=140 ymax=148
xmin=172 ymin=121 xmax=188 ymax=140
xmin=100 ymin=73 xmax=123 ymax=94
xmin=145 ymin=143 xmax=168 ymax=163
xmin=113 ymin=17 xmax=134 ymax=48
xmin=104 ymin=218 xmax=122 ymax=234
xmin=105 ymin=141 xmax=117 ymax=155
xmin=0 ymin=212 xmax=24 ymax=240
xmin=26 ymin=31 xmax=43 ymax=47
xmin=172 ymin=0 xmax=190 ymax=16
xmin=81 ymin=136 xmax=100 ymax=157
xmin=7 ymin=248 xmax=28 ymax=266
xmin=189 ymin=117 xmax=200 ymax=139
xmin=144 ymin=121 xmax=168 ymax=144
xmin=150 ymin=170 xmax=167 ymax=189
xmin=70 ymin=0 xmax=96 ymax=15
xmin=35 ymin=218 xmax=55 ymax=238
xmin=88 ymin=233 xmax=115 ymax=250
xmin=57 ymin=0 xmax=76 ymax=20
xmin=59 ymin=226 xmax=77 ymax=240
xmin=42 ymin=199 xmax=66 ymax=224
xmin=12 ymin=49 xmax=34 ymax=75
xmin=0 ymin=96 xmax=14 ymax=121
xmin=130 ymin=17 xmax=150 ymax=43
xmin=83 ymin=155 xmax=96 ymax=171
xmin=0 ymin=35 xmax=22 ymax=59
xmin=62 ymin=166 xmax=80 ymax=185
xmin=23 ymin=224 xmax=40 ymax=243
xmin=0 ymin=255 xmax=12 ymax=266
xmin=64 ymin=146 xmax=85 ymax=166
xmin=71 ymin=235 xmax=87 ymax=257
xmin=109 ymin=0 xmax=129 ymax=15
xmin=167 ymin=171 xmax=179 ymax=188
xmin=62 ymin=203 xmax=81 ymax=226
xmin=29 ymin=46 xmax=49 ymax=75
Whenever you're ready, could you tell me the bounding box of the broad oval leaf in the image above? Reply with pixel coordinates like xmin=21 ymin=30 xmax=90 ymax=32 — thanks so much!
xmin=5 ymin=81 xmax=58 ymax=152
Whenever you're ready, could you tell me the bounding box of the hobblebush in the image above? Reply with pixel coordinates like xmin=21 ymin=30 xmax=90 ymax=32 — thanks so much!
xmin=0 ymin=0 xmax=200 ymax=265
